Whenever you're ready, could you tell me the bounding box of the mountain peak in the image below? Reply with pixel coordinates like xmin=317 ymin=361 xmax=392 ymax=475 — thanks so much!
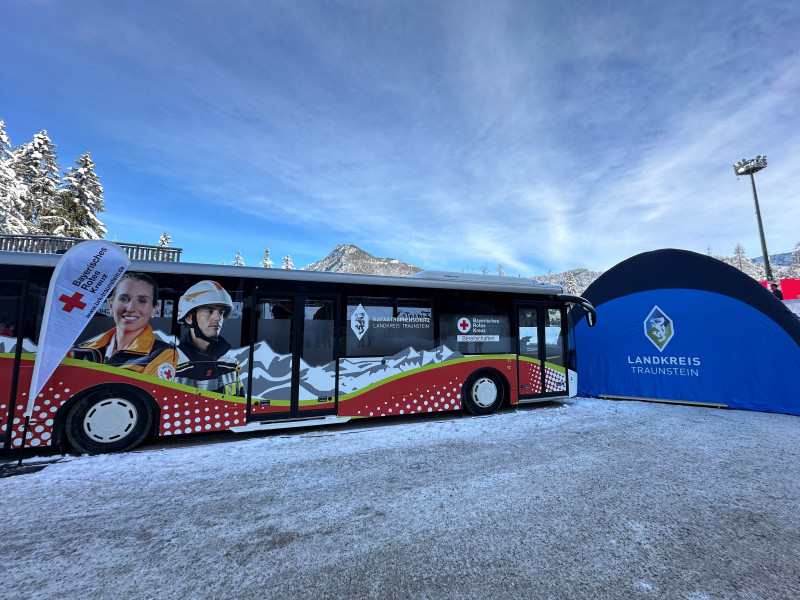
xmin=305 ymin=245 xmax=422 ymax=276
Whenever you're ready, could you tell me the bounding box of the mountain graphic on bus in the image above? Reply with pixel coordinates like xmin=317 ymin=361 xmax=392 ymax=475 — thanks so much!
xmin=338 ymin=345 xmax=464 ymax=394
xmin=236 ymin=341 xmax=465 ymax=401
xmin=0 ymin=336 xmax=38 ymax=354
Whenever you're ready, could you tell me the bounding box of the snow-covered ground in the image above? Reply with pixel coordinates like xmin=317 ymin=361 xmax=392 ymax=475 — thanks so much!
xmin=2 ymin=397 xmax=799 ymax=600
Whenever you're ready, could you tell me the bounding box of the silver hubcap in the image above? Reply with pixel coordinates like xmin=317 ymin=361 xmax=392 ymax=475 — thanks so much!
xmin=84 ymin=398 xmax=138 ymax=443
xmin=472 ymin=377 xmax=498 ymax=408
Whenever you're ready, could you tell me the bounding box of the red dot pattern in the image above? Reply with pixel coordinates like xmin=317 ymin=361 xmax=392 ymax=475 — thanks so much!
xmin=353 ymin=379 xmax=463 ymax=418
xmin=159 ymin=395 xmax=245 ymax=435
xmin=3 ymin=365 xmax=247 ymax=448
xmin=8 ymin=384 xmax=66 ymax=448
xmin=518 ymin=360 xmax=542 ymax=393
xmin=544 ymin=366 xmax=567 ymax=392
xmin=338 ymin=357 xmax=518 ymax=417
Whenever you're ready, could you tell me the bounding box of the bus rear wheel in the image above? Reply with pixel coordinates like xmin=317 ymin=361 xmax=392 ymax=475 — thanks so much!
xmin=463 ymin=371 xmax=505 ymax=415
xmin=65 ymin=389 xmax=154 ymax=454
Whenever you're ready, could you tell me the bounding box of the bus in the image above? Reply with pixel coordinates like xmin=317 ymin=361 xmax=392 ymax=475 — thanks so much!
xmin=0 ymin=251 xmax=596 ymax=454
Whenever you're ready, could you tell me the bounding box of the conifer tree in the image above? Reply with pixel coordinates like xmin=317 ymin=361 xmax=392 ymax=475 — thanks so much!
xmin=11 ymin=130 xmax=62 ymax=234
xmin=0 ymin=162 xmax=27 ymax=234
xmin=0 ymin=120 xmax=28 ymax=234
xmin=232 ymin=250 xmax=245 ymax=266
xmin=498 ymin=264 xmax=505 ymax=276
xmin=282 ymin=254 xmax=294 ymax=270
xmin=260 ymin=248 xmax=274 ymax=268
xmin=60 ymin=152 xmax=106 ymax=239
xmin=734 ymin=244 xmax=747 ymax=272
xmin=0 ymin=119 xmax=12 ymax=162
xmin=565 ymin=271 xmax=579 ymax=295
xmin=158 ymin=231 xmax=172 ymax=246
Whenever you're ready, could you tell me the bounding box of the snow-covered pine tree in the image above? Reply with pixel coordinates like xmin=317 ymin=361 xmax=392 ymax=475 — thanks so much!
xmin=11 ymin=130 xmax=63 ymax=234
xmin=734 ymin=244 xmax=747 ymax=272
xmin=565 ymin=271 xmax=579 ymax=295
xmin=232 ymin=251 xmax=245 ymax=266
xmin=0 ymin=162 xmax=27 ymax=234
xmin=0 ymin=120 xmax=28 ymax=234
xmin=498 ymin=264 xmax=505 ymax=276
xmin=60 ymin=152 xmax=106 ymax=239
xmin=712 ymin=249 xmax=763 ymax=280
xmin=0 ymin=119 xmax=12 ymax=162
xmin=158 ymin=231 xmax=172 ymax=246
xmin=282 ymin=254 xmax=294 ymax=270
xmin=260 ymin=248 xmax=274 ymax=268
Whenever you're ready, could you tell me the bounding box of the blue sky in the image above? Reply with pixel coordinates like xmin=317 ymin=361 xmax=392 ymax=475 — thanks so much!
xmin=3 ymin=1 xmax=799 ymax=275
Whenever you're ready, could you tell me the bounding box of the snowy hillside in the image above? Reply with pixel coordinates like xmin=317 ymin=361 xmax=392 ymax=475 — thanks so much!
xmin=531 ymin=268 xmax=604 ymax=295
xmin=752 ymin=251 xmax=792 ymax=267
xmin=304 ymin=244 xmax=422 ymax=276
xmin=300 ymin=244 xmax=799 ymax=292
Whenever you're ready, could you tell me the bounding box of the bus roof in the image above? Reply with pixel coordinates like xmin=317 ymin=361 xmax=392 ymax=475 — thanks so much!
xmin=0 ymin=251 xmax=564 ymax=296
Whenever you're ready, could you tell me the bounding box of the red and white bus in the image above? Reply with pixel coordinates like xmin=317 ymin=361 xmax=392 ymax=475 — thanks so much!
xmin=1 ymin=251 xmax=596 ymax=454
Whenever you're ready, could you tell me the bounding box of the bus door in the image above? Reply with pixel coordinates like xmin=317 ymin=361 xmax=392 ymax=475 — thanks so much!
xmin=251 ymin=295 xmax=338 ymax=419
xmin=517 ymin=305 xmax=569 ymax=398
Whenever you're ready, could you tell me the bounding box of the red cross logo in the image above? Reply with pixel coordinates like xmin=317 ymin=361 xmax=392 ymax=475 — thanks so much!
xmin=59 ymin=292 xmax=87 ymax=313
xmin=158 ymin=363 xmax=175 ymax=381
xmin=458 ymin=318 xmax=471 ymax=332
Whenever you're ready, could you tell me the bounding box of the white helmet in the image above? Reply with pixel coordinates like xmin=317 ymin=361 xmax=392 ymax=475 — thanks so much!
xmin=177 ymin=280 xmax=233 ymax=323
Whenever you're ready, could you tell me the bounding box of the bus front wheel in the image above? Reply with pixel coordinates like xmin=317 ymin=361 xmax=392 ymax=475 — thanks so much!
xmin=65 ymin=389 xmax=154 ymax=454
xmin=463 ymin=371 xmax=505 ymax=415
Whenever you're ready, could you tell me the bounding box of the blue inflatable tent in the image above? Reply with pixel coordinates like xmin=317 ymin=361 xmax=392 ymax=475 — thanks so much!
xmin=572 ymin=249 xmax=800 ymax=416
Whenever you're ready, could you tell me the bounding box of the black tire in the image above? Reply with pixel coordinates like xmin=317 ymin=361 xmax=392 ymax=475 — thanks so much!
xmin=65 ymin=388 xmax=154 ymax=454
xmin=463 ymin=371 xmax=505 ymax=415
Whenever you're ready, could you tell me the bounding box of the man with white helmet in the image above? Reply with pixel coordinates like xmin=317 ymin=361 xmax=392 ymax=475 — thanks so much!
xmin=175 ymin=280 xmax=244 ymax=396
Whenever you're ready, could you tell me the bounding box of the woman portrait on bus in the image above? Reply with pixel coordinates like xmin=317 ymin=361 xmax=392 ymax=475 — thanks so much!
xmin=70 ymin=272 xmax=177 ymax=379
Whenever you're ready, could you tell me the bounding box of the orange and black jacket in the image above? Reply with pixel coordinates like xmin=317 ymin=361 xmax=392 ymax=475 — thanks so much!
xmin=71 ymin=325 xmax=177 ymax=379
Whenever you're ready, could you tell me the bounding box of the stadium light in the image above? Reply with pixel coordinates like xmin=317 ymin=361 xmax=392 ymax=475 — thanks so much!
xmin=733 ymin=155 xmax=773 ymax=281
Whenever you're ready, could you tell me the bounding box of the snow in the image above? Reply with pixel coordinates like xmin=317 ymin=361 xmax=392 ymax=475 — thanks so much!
xmin=2 ymin=397 xmax=799 ymax=599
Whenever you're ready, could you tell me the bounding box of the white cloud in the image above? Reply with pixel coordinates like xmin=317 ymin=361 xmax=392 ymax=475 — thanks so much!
xmin=5 ymin=0 xmax=800 ymax=272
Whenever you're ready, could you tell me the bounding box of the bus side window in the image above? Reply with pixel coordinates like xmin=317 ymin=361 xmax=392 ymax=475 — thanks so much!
xmin=345 ymin=297 xmax=433 ymax=357
xmin=439 ymin=297 xmax=513 ymax=355
xmin=23 ymin=283 xmax=48 ymax=345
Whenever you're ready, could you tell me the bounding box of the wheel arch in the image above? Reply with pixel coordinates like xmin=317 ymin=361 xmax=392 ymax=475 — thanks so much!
xmin=53 ymin=382 xmax=161 ymax=451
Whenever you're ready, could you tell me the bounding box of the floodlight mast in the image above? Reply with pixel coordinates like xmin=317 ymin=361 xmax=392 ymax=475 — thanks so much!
xmin=733 ymin=156 xmax=773 ymax=281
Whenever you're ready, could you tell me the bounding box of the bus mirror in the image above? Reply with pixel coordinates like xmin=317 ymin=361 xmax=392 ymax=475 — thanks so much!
xmin=580 ymin=301 xmax=597 ymax=327
xmin=557 ymin=293 xmax=597 ymax=328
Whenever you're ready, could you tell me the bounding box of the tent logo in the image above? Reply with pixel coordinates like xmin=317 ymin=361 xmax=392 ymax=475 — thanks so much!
xmin=644 ymin=306 xmax=674 ymax=352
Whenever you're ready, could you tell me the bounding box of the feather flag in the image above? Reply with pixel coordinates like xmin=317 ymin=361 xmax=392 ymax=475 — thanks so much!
xmin=24 ymin=241 xmax=130 ymax=420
